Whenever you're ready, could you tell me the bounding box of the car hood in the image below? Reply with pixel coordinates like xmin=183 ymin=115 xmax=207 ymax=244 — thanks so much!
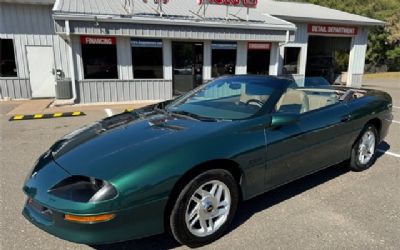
xmin=50 ymin=111 xmax=228 ymax=180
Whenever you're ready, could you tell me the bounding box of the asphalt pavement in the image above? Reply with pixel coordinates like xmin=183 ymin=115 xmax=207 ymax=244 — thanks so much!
xmin=0 ymin=78 xmax=399 ymax=250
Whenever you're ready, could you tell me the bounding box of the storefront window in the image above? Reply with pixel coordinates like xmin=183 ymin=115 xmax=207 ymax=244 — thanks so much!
xmin=132 ymin=39 xmax=163 ymax=79
xmin=212 ymin=42 xmax=237 ymax=77
xmin=0 ymin=39 xmax=17 ymax=77
xmin=283 ymin=47 xmax=301 ymax=75
xmin=81 ymin=36 xmax=118 ymax=79
xmin=247 ymin=42 xmax=271 ymax=75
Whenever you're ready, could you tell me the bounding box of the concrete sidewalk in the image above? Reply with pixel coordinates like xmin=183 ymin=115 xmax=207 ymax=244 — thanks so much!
xmin=4 ymin=99 xmax=156 ymax=116
xmin=6 ymin=99 xmax=53 ymax=115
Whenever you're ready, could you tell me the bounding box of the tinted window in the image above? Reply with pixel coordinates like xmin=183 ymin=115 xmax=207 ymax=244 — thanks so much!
xmin=247 ymin=49 xmax=270 ymax=75
xmin=0 ymin=39 xmax=17 ymax=77
xmin=290 ymin=77 xmax=331 ymax=87
xmin=132 ymin=39 xmax=163 ymax=79
xmin=212 ymin=42 xmax=236 ymax=77
xmin=82 ymin=44 xmax=118 ymax=79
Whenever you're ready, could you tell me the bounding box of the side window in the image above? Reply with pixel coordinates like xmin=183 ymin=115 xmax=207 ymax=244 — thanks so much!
xmin=305 ymin=90 xmax=340 ymax=111
xmin=276 ymin=88 xmax=341 ymax=114
xmin=275 ymin=88 xmax=309 ymax=114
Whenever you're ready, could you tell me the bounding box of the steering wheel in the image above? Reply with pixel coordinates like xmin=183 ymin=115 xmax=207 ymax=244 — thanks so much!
xmin=246 ymin=99 xmax=263 ymax=108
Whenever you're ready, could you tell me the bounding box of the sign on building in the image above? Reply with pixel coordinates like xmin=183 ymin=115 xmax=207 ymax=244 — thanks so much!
xmin=308 ymin=24 xmax=358 ymax=36
xmin=80 ymin=36 xmax=117 ymax=45
xmin=248 ymin=42 xmax=272 ymax=50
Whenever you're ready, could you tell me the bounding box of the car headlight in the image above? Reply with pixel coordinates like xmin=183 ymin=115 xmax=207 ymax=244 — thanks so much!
xmin=48 ymin=176 xmax=118 ymax=203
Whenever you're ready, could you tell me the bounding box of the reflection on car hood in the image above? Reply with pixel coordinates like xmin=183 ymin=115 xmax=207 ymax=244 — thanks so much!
xmin=50 ymin=111 xmax=227 ymax=180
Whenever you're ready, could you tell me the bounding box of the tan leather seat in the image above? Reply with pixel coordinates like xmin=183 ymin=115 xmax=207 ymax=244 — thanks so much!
xmin=240 ymin=92 xmax=269 ymax=104
xmin=276 ymin=89 xmax=309 ymax=114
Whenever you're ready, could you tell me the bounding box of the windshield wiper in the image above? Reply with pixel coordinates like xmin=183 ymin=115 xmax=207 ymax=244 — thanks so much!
xmin=154 ymin=106 xmax=219 ymax=122
xmin=154 ymin=107 xmax=199 ymax=121
xmin=171 ymin=110 xmax=220 ymax=122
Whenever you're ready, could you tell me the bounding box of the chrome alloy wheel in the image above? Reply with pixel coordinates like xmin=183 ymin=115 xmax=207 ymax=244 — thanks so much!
xmin=185 ymin=180 xmax=231 ymax=237
xmin=358 ymin=130 xmax=376 ymax=165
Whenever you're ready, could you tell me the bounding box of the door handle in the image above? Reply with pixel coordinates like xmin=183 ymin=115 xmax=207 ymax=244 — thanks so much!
xmin=341 ymin=115 xmax=351 ymax=122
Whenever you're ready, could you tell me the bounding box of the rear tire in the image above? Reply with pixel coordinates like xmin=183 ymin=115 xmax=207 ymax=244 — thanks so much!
xmin=350 ymin=124 xmax=378 ymax=171
xmin=169 ymin=169 xmax=239 ymax=248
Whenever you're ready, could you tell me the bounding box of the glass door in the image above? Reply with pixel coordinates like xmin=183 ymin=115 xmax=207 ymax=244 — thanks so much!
xmin=172 ymin=42 xmax=203 ymax=96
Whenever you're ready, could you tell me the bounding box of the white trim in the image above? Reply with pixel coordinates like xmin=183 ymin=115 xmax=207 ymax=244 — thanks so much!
xmin=269 ymin=16 xmax=385 ymax=27
xmin=377 ymin=149 xmax=400 ymax=158
xmin=53 ymin=14 xmax=297 ymax=31
xmin=236 ymin=41 xmax=247 ymax=74
xmin=65 ymin=20 xmax=77 ymax=102
xmin=104 ymin=109 xmax=113 ymax=117
xmin=162 ymin=39 xmax=173 ymax=81
xmin=391 ymin=120 xmax=400 ymax=124
xmin=203 ymin=41 xmax=212 ymax=80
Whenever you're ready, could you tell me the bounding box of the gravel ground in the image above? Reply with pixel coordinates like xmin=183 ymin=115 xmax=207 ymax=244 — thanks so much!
xmin=0 ymin=78 xmax=399 ymax=250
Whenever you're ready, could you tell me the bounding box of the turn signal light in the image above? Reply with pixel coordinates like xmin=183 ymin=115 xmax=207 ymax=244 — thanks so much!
xmin=64 ymin=213 xmax=115 ymax=223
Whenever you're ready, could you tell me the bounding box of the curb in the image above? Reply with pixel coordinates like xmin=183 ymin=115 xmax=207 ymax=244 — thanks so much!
xmin=9 ymin=111 xmax=85 ymax=121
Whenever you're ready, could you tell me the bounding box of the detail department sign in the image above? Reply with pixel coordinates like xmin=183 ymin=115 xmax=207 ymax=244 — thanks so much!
xmin=308 ymin=24 xmax=358 ymax=36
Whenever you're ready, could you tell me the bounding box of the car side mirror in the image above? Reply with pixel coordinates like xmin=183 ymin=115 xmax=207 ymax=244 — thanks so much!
xmin=270 ymin=113 xmax=299 ymax=127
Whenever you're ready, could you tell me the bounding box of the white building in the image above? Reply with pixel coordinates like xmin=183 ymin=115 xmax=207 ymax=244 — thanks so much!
xmin=0 ymin=0 xmax=384 ymax=103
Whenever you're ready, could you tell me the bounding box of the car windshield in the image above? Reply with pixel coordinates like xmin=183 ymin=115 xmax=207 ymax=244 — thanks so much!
xmin=290 ymin=77 xmax=331 ymax=87
xmin=165 ymin=76 xmax=286 ymax=120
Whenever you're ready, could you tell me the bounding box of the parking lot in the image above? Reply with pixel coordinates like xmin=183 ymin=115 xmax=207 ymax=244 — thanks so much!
xmin=0 ymin=78 xmax=399 ymax=250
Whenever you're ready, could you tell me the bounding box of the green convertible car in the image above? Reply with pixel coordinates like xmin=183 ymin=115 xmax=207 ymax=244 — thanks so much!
xmin=23 ymin=75 xmax=393 ymax=247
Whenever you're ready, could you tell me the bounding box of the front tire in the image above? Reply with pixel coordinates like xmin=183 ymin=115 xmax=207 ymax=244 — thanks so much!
xmin=169 ymin=169 xmax=239 ymax=248
xmin=350 ymin=124 xmax=378 ymax=171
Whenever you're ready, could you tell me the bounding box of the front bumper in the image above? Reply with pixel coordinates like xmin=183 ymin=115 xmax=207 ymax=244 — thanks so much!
xmin=22 ymin=197 xmax=167 ymax=245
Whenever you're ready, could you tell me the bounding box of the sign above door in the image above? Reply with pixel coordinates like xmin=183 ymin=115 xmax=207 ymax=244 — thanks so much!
xmin=248 ymin=42 xmax=271 ymax=50
xmin=308 ymin=24 xmax=358 ymax=36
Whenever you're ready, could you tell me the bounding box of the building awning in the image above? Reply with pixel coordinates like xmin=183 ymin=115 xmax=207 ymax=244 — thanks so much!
xmin=260 ymin=0 xmax=385 ymax=26
xmin=52 ymin=0 xmax=296 ymax=42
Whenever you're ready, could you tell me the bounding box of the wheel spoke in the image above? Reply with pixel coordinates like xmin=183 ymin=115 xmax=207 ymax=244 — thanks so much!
xmin=208 ymin=218 xmax=214 ymax=231
xmin=210 ymin=183 xmax=218 ymax=196
xmin=199 ymin=217 xmax=208 ymax=233
xmin=192 ymin=196 xmax=201 ymax=204
xmin=215 ymin=185 xmax=223 ymax=201
xmin=369 ymin=144 xmax=375 ymax=154
xmin=188 ymin=204 xmax=199 ymax=221
xmin=190 ymin=214 xmax=200 ymax=227
xmin=219 ymin=200 xmax=228 ymax=208
xmin=214 ymin=208 xmax=227 ymax=218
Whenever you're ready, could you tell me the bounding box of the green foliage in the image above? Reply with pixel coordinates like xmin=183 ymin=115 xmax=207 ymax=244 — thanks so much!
xmin=283 ymin=0 xmax=400 ymax=71
xmin=334 ymin=51 xmax=350 ymax=72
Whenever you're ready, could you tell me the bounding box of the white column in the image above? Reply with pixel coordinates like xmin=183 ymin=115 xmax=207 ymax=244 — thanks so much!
xmin=117 ymin=37 xmax=133 ymax=80
xmin=71 ymin=35 xmax=83 ymax=81
xmin=347 ymin=28 xmax=368 ymax=88
xmin=278 ymin=45 xmax=285 ymax=75
xmin=236 ymin=41 xmax=247 ymax=74
xmin=299 ymin=44 xmax=308 ymax=76
xmin=203 ymin=41 xmax=212 ymax=81
xmin=163 ymin=39 xmax=172 ymax=80
xmin=269 ymin=42 xmax=280 ymax=75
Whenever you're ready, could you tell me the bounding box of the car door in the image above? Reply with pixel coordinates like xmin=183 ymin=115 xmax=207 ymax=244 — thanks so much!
xmin=264 ymin=88 xmax=351 ymax=190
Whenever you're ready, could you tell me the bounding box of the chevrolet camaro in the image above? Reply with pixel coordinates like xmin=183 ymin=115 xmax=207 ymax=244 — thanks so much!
xmin=22 ymin=75 xmax=393 ymax=247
